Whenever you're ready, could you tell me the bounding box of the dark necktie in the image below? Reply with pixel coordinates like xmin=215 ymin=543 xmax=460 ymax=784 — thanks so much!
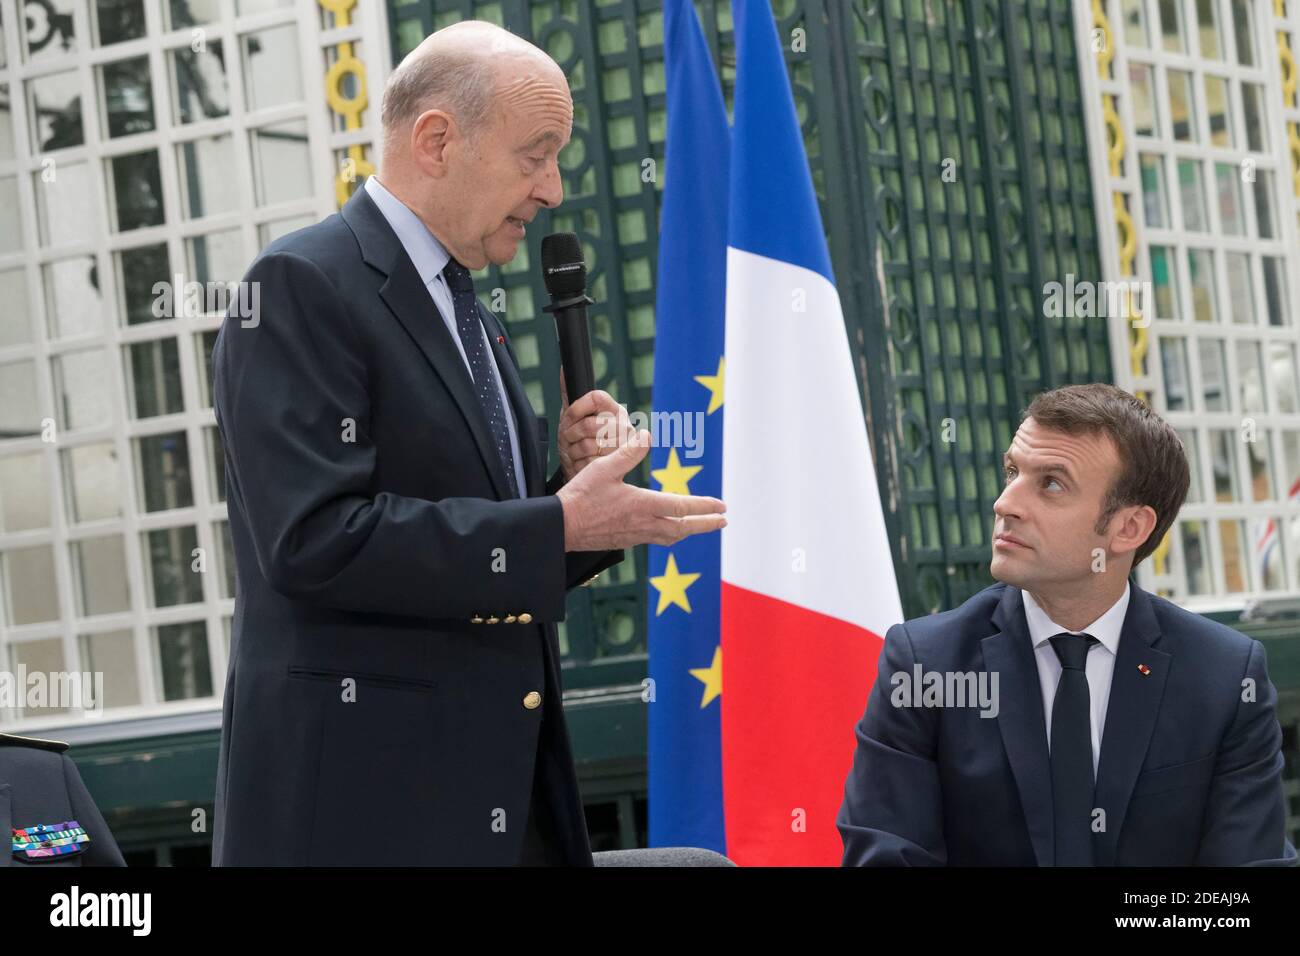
xmin=1049 ymin=631 xmax=1099 ymax=866
xmin=441 ymin=257 xmax=519 ymax=498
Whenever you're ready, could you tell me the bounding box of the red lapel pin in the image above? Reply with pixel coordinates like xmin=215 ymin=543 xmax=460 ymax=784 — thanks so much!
xmin=497 ymin=335 xmax=505 ymax=344
xmin=1137 ymin=664 xmax=1151 ymax=676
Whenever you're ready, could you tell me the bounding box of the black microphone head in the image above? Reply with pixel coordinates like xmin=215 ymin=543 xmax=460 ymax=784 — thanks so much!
xmin=541 ymin=233 xmax=587 ymax=297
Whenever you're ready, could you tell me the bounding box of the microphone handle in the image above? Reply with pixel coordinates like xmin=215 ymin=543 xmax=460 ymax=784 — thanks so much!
xmin=553 ymin=298 xmax=596 ymax=401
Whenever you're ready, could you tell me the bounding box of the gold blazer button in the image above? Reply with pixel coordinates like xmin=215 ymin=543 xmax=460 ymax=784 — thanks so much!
xmin=523 ymin=691 xmax=542 ymax=710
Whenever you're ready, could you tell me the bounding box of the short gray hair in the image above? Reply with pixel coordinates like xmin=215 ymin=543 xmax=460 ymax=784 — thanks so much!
xmin=380 ymin=46 xmax=499 ymax=145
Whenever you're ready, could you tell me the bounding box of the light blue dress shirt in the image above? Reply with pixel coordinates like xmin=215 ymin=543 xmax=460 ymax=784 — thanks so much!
xmin=363 ymin=175 xmax=528 ymax=498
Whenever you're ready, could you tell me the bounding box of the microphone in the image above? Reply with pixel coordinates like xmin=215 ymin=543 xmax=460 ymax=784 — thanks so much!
xmin=541 ymin=232 xmax=596 ymax=402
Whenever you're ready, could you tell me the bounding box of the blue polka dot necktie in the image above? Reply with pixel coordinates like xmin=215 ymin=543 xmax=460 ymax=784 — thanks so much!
xmin=1049 ymin=631 xmax=1099 ymax=866
xmin=441 ymin=257 xmax=519 ymax=498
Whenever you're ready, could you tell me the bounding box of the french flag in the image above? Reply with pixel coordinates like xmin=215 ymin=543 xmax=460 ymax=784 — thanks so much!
xmin=719 ymin=0 xmax=904 ymax=866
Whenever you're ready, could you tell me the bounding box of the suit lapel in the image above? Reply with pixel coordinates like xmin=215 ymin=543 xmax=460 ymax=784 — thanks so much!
xmin=342 ymin=186 xmax=514 ymax=501
xmin=1093 ymin=586 xmax=1169 ymax=866
xmin=477 ymin=303 xmax=546 ymax=498
xmin=983 ymin=585 xmax=1054 ymax=866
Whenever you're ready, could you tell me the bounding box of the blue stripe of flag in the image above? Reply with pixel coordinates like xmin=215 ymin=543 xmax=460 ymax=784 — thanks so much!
xmin=647 ymin=0 xmax=730 ymax=853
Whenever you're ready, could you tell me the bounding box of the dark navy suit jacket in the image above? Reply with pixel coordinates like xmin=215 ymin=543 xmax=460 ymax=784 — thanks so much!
xmin=838 ymin=582 xmax=1296 ymax=865
xmin=211 ymin=185 xmax=621 ymax=865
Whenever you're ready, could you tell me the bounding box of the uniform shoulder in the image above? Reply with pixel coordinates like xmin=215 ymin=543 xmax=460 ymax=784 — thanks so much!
xmin=893 ymin=582 xmax=1009 ymax=649
xmin=1146 ymin=591 xmax=1259 ymax=657
xmin=0 ymin=732 xmax=70 ymax=753
xmin=246 ymin=212 xmax=358 ymax=287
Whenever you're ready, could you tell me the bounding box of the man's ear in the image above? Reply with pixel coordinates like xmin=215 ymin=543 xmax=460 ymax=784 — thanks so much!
xmin=1110 ymin=503 xmax=1158 ymax=558
xmin=411 ymin=110 xmax=454 ymax=177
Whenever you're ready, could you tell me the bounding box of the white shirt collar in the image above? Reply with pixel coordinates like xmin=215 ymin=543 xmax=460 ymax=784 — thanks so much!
xmin=1021 ymin=580 xmax=1130 ymax=657
xmin=363 ymin=175 xmax=451 ymax=289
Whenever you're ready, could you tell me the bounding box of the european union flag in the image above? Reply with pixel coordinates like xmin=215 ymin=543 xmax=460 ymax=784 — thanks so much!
xmin=647 ymin=0 xmax=730 ymax=853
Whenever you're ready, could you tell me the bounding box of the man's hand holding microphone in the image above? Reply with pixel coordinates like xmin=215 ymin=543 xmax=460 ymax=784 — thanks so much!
xmin=541 ymin=231 xmax=724 ymax=552
xmin=553 ymin=382 xmax=726 ymax=552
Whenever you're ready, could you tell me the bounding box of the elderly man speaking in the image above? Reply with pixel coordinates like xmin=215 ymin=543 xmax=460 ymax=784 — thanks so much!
xmin=210 ymin=21 xmax=726 ymax=866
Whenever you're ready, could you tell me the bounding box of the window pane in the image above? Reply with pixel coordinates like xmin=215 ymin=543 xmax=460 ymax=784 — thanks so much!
xmin=117 ymin=243 xmax=171 ymax=326
xmin=0 ymin=270 xmax=33 ymax=348
xmin=1178 ymin=159 xmax=1207 ymax=230
xmin=242 ymin=24 xmax=303 ymax=112
xmin=257 ymin=214 xmax=314 ymax=249
xmin=71 ymin=534 xmax=130 ymax=615
xmin=1161 ymin=337 xmax=1192 ymax=410
xmin=215 ymin=519 xmax=235 ymax=598
xmin=10 ymin=639 xmax=68 ymax=718
xmin=1129 ymin=64 xmax=1159 ymax=136
xmin=1219 ymin=520 xmax=1249 ymax=592
xmin=1204 ymin=75 xmax=1232 ymax=146
xmin=165 ymin=0 xmax=220 ymax=30
xmin=1252 ymin=169 xmax=1276 ymax=238
xmin=0 ymin=80 xmax=12 ymax=162
xmin=1245 ymin=430 xmax=1274 ymax=501
xmin=125 ymin=338 xmax=184 ymax=419
xmin=34 ymin=160 xmax=100 ymax=246
xmin=43 ymin=256 xmax=103 ymax=339
xmin=170 ymin=41 xmax=230 ymax=125
xmin=237 ymin=0 xmax=294 ymax=13
xmin=1139 ymin=153 xmax=1168 ymax=227
xmin=185 ymin=230 xmax=244 ymax=287
xmin=107 ymin=149 xmax=165 ymax=231
xmin=1199 ymin=339 xmax=1228 ymax=409
xmin=1214 ymin=163 xmax=1244 ymax=234
xmin=0 ymin=176 xmax=20 ymax=254
xmin=52 ymin=349 xmax=114 ymax=431
xmin=94 ymin=0 xmax=146 ymax=47
xmin=1168 ymin=70 xmax=1196 ymax=142
xmin=1120 ymin=0 xmax=1148 ymax=45
xmin=197 ymin=332 xmax=218 ymax=409
xmin=1269 ymin=342 xmax=1298 ymax=412
xmin=1231 ymin=0 xmax=1255 ymax=65
xmin=143 ymin=525 xmax=202 ymax=606
xmin=1187 ymin=248 xmax=1216 ymax=323
xmin=0 ymin=360 xmax=42 ymax=437
xmin=206 ymin=425 xmax=226 ymax=502
xmin=1237 ymin=340 xmax=1266 ymax=412
xmin=1253 ymin=517 xmax=1284 ymax=591
xmin=1241 ymin=83 xmax=1266 ymax=151
xmin=78 ymin=630 xmax=140 ymax=709
xmin=1196 ymin=0 xmax=1222 ymax=57
xmin=99 ymin=56 xmax=155 ymax=139
xmin=1224 ymin=252 xmax=1254 ymax=324
xmin=1261 ymin=257 xmax=1287 ymax=326
xmin=26 ymin=70 xmax=83 ymax=151
xmin=250 ymin=119 xmax=312 ymax=206
xmin=1151 ymin=245 xmax=1178 ymax=318
xmin=177 ymin=135 xmax=238 ymax=220
xmin=62 ymin=442 xmax=122 ymax=522
xmin=154 ymin=621 xmax=213 ymax=701
xmin=1283 ymin=432 xmax=1300 ymax=494
xmin=1210 ymin=428 xmax=1240 ymax=501
xmin=1182 ymin=520 xmax=1208 ymax=595
xmin=3 ymin=545 xmax=59 ymax=624
xmin=135 ymin=431 xmax=193 ymax=512
xmin=21 ymin=0 xmax=81 ymax=65
xmin=0 ymin=452 xmax=51 ymax=532
xmin=1159 ymin=0 xmax=1185 ymax=51
xmin=1177 ymin=429 xmax=1203 ymax=503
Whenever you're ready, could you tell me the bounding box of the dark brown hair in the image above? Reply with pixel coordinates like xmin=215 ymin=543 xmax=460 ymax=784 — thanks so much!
xmin=1023 ymin=383 xmax=1189 ymax=568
